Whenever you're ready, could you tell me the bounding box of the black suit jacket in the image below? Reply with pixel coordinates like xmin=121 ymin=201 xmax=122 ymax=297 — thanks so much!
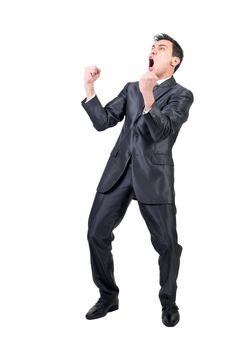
xmin=81 ymin=76 xmax=194 ymax=204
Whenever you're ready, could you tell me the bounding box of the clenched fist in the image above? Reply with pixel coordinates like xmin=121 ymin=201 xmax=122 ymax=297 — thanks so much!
xmin=139 ymin=72 xmax=159 ymax=111
xmin=84 ymin=65 xmax=101 ymax=85
xmin=139 ymin=71 xmax=158 ymax=95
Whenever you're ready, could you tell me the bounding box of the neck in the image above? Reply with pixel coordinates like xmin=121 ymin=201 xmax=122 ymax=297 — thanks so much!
xmin=157 ymin=69 xmax=174 ymax=80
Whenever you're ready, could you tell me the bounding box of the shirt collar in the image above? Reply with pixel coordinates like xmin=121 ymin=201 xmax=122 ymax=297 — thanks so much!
xmin=156 ymin=76 xmax=172 ymax=85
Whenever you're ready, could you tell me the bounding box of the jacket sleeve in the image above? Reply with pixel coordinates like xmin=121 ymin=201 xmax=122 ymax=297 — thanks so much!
xmin=81 ymin=82 xmax=130 ymax=131
xmin=142 ymin=89 xmax=194 ymax=142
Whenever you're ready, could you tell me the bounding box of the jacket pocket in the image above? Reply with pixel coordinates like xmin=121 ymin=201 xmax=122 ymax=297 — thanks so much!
xmin=151 ymin=153 xmax=174 ymax=166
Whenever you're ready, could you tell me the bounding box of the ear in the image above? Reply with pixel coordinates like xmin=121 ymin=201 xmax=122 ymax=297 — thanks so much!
xmin=171 ymin=57 xmax=180 ymax=69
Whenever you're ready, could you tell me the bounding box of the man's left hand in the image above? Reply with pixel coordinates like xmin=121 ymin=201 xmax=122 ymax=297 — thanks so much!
xmin=139 ymin=72 xmax=158 ymax=111
xmin=139 ymin=72 xmax=158 ymax=95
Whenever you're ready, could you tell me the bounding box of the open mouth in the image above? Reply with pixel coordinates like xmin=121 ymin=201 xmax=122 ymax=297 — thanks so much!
xmin=149 ymin=58 xmax=154 ymax=68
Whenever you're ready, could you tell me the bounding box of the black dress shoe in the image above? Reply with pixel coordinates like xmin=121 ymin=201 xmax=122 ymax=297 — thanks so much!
xmin=85 ymin=297 xmax=119 ymax=320
xmin=162 ymin=303 xmax=180 ymax=327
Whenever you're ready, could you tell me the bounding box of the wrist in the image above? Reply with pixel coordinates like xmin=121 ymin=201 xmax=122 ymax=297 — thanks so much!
xmin=85 ymin=83 xmax=95 ymax=98
xmin=143 ymin=91 xmax=154 ymax=110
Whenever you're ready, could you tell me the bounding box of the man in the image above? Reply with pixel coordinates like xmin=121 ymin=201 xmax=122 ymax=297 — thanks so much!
xmin=81 ymin=33 xmax=194 ymax=326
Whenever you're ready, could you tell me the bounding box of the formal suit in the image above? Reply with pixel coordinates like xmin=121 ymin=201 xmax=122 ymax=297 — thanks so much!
xmin=81 ymin=76 xmax=194 ymax=307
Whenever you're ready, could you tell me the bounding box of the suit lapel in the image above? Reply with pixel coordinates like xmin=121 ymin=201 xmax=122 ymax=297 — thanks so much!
xmin=136 ymin=76 xmax=177 ymax=117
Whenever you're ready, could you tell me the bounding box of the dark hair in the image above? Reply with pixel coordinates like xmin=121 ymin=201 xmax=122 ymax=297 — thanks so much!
xmin=153 ymin=33 xmax=184 ymax=72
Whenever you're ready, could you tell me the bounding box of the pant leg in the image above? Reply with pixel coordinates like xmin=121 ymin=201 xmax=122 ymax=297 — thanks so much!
xmin=87 ymin=158 xmax=135 ymax=303
xmin=137 ymin=202 xmax=183 ymax=306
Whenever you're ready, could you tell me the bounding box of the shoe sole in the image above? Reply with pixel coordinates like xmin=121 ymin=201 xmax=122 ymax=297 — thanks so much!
xmin=85 ymin=304 xmax=119 ymax=320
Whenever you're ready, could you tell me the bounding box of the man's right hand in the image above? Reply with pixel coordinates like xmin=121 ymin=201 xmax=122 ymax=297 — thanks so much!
xmin=84 ymin=66 xmax=101 ymax=99
xmin=84 ymin=66 xmax=101 ymax=85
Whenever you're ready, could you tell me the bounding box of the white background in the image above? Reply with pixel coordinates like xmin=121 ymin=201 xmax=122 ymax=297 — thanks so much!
xmin=0 ymin=0 xmax=233 ymax=349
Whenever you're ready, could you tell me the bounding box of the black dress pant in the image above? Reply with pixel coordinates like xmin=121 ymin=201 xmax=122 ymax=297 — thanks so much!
xmin=87 ymin=156 xmax=183 ymax=307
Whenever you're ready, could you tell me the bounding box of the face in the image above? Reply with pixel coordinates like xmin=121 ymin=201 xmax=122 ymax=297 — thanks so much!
xmin=148 ymin=39 xmax=180 ymax=78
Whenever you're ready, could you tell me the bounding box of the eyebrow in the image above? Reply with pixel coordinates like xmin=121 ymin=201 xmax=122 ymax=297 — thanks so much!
xmin=152 ymin=44 xmax=168 ymax=48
